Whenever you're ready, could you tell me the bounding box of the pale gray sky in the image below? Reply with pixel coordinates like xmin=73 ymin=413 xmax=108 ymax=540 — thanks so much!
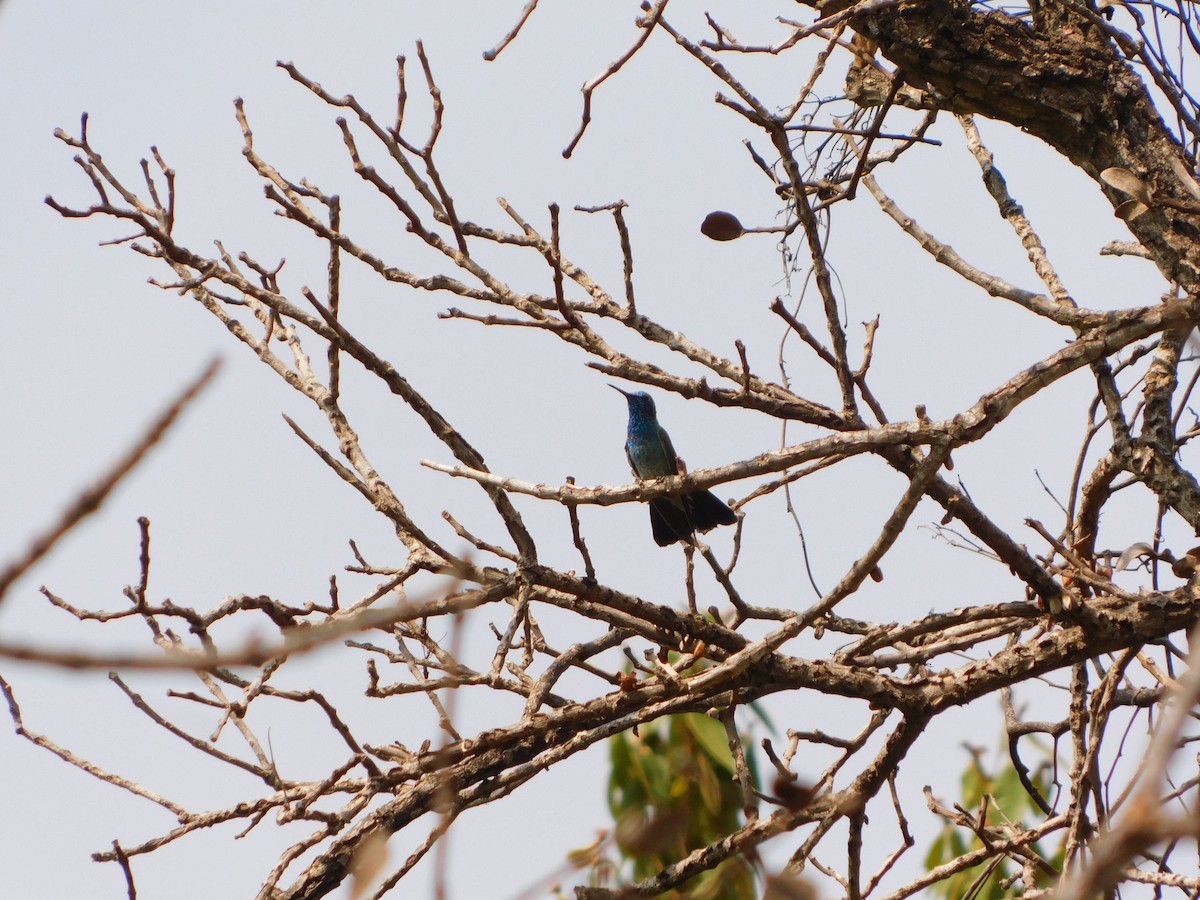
xmin=0 ymin=2 xmax=1177 ymax=898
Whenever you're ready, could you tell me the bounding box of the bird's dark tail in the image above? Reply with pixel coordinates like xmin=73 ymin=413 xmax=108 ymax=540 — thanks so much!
xmin=686 ymin=488 xmax=737 ymax=532
xmin=649 ymin=497 xmax=694 ymax=546
xmin=648 ymin=490 xmax=736 ymax=546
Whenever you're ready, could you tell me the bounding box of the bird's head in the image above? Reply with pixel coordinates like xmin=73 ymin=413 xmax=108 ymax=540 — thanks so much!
xmin=610 ymin=384 xmax=656 ymax=420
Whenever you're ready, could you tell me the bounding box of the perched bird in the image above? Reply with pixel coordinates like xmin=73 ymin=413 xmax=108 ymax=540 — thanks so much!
xmin=612 ymin=385 xmax=737 ymax=546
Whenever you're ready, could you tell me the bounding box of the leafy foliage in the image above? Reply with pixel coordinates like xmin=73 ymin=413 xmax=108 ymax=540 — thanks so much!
xmin=925 ymin=744 xmax=1063 ymax=899
xmin=602 ymin=712 xmax=759 ymax=898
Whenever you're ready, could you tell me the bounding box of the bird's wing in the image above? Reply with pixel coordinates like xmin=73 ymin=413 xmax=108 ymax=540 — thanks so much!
xmin=654 ymin=424 xmax=682 ymax=476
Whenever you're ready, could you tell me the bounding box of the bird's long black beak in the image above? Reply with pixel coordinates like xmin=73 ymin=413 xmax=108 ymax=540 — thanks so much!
xmin=609 ymin=384 xmax=634 ymax=399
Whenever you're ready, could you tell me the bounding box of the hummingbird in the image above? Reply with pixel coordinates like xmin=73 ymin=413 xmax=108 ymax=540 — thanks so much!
xmin=611 ymin=385 xmax=737 ymax=546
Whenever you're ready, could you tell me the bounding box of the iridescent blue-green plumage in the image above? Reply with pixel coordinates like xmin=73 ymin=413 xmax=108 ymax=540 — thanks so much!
xmin=612 ymin=386 xmax=737 ymax=546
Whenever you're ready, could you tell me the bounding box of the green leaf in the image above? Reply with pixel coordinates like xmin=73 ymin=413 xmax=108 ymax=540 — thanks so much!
xmin=745 ymin=699 xmax=776 ymax=735
xmin=695 ymin=752 xmax=724 ymax=815
xmin=683 ymin=713 xmax=736 ymax=775
xmin=960 ymin=759 xmax=988 ymax=808
xmin=992 ymin=764 xmax=1027 ymax=820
